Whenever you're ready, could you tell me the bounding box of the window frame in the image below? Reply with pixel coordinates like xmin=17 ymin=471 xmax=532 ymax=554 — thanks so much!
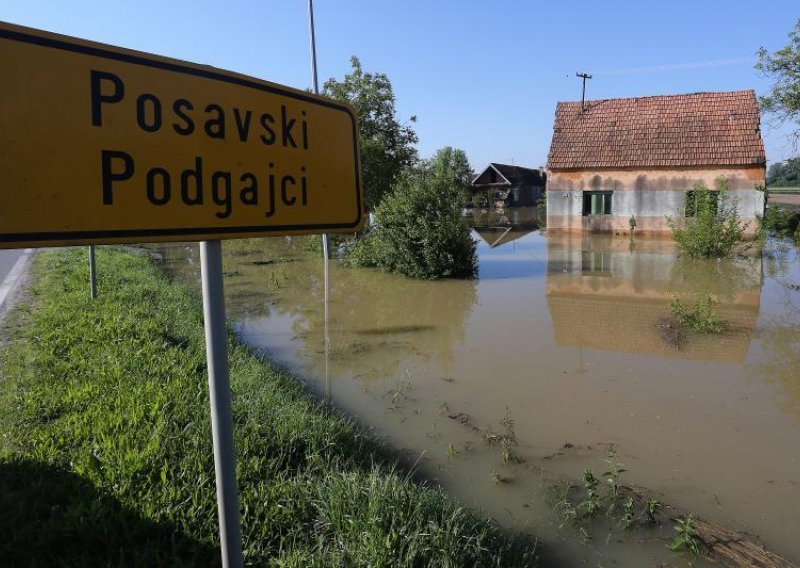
xmin=582 ymin=191 xmax=613 ymax=216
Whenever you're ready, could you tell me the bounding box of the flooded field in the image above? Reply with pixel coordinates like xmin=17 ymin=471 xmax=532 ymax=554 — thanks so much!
xmin=154 ymin=209 xmax=800 ymax=566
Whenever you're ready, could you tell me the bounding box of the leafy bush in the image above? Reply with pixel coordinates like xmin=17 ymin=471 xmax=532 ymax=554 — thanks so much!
xmin=670 ymin=294 xmax=726 ymax=334
xmin=348 ymin=174 xmax=477 ymax=279
xmin=665 ymin=182 xmax=749 ymax=258
xmin=761 ymin=203 xmax=800 ymax=240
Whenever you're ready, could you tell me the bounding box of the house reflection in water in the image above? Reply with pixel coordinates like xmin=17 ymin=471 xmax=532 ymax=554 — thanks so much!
xmin=545 ymin=234 xmax=762 ymax=363
xmin=470 ymin=206 xmax=540 ymax=249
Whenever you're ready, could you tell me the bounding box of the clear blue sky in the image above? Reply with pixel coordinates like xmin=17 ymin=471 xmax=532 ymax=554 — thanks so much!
xmin=4 ymin=1 xmax=798 ymax=170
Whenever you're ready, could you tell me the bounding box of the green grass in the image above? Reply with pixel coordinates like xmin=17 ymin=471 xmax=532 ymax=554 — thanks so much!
xmin=768 ymin=187 xmax=800 ymax=194
xmin=0 ymin=248 xmax=537 ymax=566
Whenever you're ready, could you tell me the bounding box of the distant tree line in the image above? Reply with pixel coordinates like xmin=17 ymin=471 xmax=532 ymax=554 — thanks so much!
xmin=767 ymin=158 xmax=800 ymax=187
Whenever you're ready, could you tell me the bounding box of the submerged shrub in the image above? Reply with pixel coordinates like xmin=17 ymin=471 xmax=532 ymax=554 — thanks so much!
xmin=665 ymin=181 xmax=749 ymax=258
xmin=348 ymin=173 xmax=477 ymax=279
xmin=761 ymin=203 xmax=800 ymax=240
xmin=670 ymin=294 xmax=726 ymax=334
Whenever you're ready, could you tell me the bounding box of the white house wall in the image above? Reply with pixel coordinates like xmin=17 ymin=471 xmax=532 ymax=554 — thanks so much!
xmin=546 ymin=167 xmax=766 ymax=235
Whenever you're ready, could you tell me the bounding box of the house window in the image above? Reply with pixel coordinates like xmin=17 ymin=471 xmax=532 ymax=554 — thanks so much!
xmin=582 ymin=191 xmax=612 ymax=216
xmin=684 ymin=190 xmax=719 ymax=217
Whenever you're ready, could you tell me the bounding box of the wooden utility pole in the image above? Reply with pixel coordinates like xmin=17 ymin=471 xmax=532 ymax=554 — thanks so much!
xmin=576 ymin=72 xmax=592 ymax=111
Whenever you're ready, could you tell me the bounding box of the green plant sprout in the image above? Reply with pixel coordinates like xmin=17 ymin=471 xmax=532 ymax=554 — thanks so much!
xmin=670 ymin=515 xmax=701 ymax=556
xmin=642 ymin=498 xmax=661 ymax=524
xmin=620 ymin=497 xmax=635 ymax=529
xmin=581 ymin=469 xmax=601 ymax=517
xmin=602 ymin=447 xmax=627 ymax=513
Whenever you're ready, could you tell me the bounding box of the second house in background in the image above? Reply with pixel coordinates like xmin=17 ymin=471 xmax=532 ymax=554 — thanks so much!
xmin=470 ymin=163 xmax=546 ymax=208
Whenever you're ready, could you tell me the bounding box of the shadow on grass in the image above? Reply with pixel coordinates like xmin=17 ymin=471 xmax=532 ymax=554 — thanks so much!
xmin=0 ymin=457 xmax=220 ymax=566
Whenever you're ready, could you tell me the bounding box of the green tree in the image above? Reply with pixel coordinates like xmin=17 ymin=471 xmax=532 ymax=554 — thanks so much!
xmin=324 ymin=56 xmax=418 ymax=211
xmin=414 ymin=146 xmax=473 ymax=205
xmin=424 ymin=146 xmax=473 ymax=188
xmin=767 ymin=157 xmax=800 ymax=187
xmin=348 ymin=170 xmax=477 ymax=279
xmin=757 ymin=20 xmax=800 ymax=143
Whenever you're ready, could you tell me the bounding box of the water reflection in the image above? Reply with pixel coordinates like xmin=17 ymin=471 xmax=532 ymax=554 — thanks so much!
xmin=546 ymin=234 xmax=762 ymax=362
xmin=194 ymin=240 xmax=480 ymax=386
xmin=747 ymin=244 xmax=800 ymax=415
xmin=471 ymin=206 xmax=540 ymax=250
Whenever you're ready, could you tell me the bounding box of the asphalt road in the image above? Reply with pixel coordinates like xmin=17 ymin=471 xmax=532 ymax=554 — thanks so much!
xmin=0 ymin=248 xmax=33 ymax=315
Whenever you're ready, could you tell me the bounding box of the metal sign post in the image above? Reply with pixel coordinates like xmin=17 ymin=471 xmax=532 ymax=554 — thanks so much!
xmin=308 ymin=0 xmax=332 ymax=402
xmin=88 ymin=245 xmax=97 ymax=299
xmin=200 ymin=240 xmax=243 ymax=568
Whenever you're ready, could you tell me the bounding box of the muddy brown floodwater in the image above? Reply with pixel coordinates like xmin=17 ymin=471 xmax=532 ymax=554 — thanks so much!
xmin=153 ymin=208 xmax=800 ymax=567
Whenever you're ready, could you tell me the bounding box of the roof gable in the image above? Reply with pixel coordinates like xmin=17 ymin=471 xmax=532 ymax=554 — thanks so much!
xmin=546 ymin=90 xmax=766 ymax=170
xmin=472 ymin=163 xmax=544 ymax=186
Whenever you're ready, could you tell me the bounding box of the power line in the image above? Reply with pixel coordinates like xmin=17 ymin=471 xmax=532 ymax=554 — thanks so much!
xmin=595 ymin=57 xmax=755 ymax=76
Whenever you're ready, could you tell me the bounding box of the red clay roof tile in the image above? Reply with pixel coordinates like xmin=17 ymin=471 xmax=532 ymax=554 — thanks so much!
xmin=546 ymin=90 xmax=766 ymax=170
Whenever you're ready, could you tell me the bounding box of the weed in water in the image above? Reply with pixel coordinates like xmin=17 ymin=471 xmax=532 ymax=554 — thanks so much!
xmin=602 ymin=446 xmax=627 ymax=513
xmin=620 ymin=497 xmax=636 ymax=530
xmin=580 ymin=469 xmax=601 ymax=517
xmin=499 ymin=407 xmax=522 ymax=464
xmin=670 ymin=294 xmax=726 ymax=334
xmin=447 ymin=444 xmax=460 ymax=459
xmin=551 ymin=482 xmax=578 ymax=528
xmin=642 ymin=498 xmax=661 ymax=525
xmin=670 ymin=514 xmax=701 ymax=556
xmin=501 ymin=444 xmax=523 ymax=465
xmin=385 ymin=377 xmax=413 ymax=411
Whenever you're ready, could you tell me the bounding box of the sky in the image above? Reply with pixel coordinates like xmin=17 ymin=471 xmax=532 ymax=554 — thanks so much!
xmin=4 ymin=1 xmax=798 ymax=171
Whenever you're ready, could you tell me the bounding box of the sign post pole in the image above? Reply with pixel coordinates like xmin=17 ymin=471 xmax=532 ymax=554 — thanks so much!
xmin=199 ymin=240 xmax=243 ymax=568
xmin=88 ymin=245 xmax=97 ymax=299
xmin=307 ymin=0 xmax=332 ymax=401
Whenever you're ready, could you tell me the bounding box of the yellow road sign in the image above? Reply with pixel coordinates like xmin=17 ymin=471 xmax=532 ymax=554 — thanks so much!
xmin=0 ymin=21 xmax=363 ymax=248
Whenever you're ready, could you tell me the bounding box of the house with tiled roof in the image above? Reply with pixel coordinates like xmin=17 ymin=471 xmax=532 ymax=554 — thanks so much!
xmin=470 ymin=163 xmax=546 ymax=208
xmin=545 ymin=90 xmax=766 ymax=235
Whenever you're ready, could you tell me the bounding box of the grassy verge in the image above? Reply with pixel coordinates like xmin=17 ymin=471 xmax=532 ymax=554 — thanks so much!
xmin=0 ymin=248 xmax=537 ymax=566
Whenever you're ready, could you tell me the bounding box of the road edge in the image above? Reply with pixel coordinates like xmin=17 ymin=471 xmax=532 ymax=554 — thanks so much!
xmin=0 ymin=249 xmax=35 ymax=319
